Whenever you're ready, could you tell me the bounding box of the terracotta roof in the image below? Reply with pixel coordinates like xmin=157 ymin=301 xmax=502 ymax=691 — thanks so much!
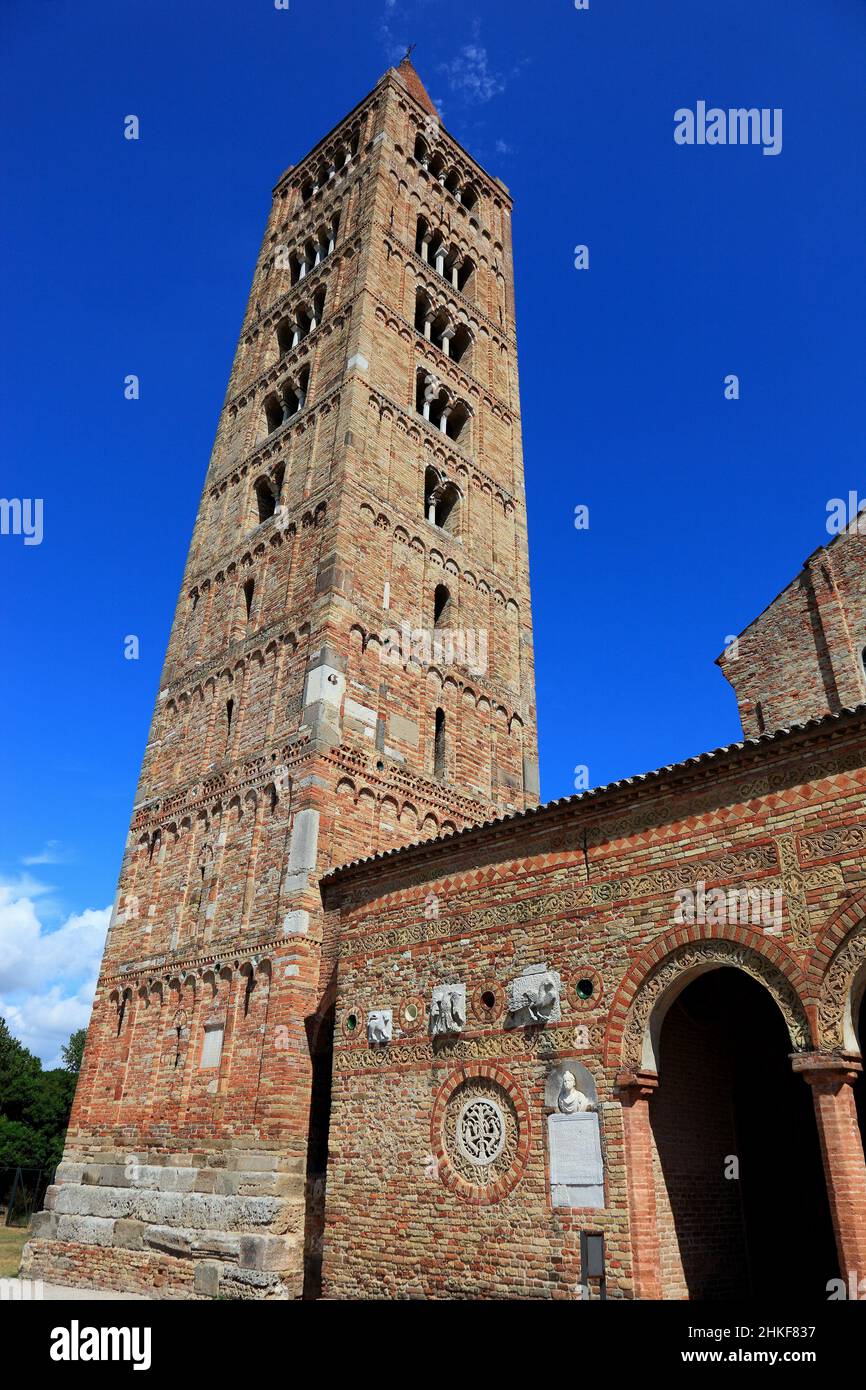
xmin=320 ymin=702 xmax=866 ymax=884
xmin=393 ymin=56 xmax=439 ymax=119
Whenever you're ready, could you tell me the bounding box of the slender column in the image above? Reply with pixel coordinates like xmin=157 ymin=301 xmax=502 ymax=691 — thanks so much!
xmin=435 ymin=247 xmax=447 ymax=276
xmin=438 ymin=404 xmax=452 ymax=435
xmin=450 ymin=254 xmax=463 ymax=291
xmin=240 ymin=794 xmax=267 ymax=929
xmin=423 ymin=313 xmax=433 ymax=340
xmin=617 ymin=1070 xmax=663 ymax=1300
xmin=792 ymin=1052 xmax=866 ymax=1284
xmin=420 ymin=234 xmax=431 ymax=263
xmin=441 ymin=326 xmax=455 ymax=358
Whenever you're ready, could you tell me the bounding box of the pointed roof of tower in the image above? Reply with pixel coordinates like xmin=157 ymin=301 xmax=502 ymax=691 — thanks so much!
xmin=392 ymin=52 xmax=439 ymax=119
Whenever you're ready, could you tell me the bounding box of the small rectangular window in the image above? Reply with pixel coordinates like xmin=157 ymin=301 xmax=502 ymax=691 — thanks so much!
xmin=200 ymin=1024 xmax=224 ymax=1069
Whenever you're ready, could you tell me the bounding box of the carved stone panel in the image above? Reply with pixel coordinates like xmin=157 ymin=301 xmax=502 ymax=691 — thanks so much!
xmin=506 ymin=964 xmax=561 ymax=1027
xmin=367 ymin=1009 xmax=392 ymax=1046
xmin=548 ymin=1112 xmax=604 ymax=1208
xmin=430 ymin=983 xmax=467 ymax=1038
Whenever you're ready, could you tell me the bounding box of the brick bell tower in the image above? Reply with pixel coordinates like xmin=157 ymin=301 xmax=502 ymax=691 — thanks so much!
xmin=22 ymin=58 xmax=538 ymax=1299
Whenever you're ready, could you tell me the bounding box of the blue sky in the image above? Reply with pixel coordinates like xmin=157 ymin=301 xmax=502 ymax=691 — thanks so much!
xmin=1 ymin=0 xmax=864 ymax=1062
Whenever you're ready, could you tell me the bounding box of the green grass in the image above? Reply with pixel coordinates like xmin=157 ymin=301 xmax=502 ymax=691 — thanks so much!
xmin=0 ymin=1225 xmax=29 ymax=1279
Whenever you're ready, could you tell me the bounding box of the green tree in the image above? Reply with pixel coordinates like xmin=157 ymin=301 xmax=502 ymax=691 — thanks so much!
xmin=61 ymin=1029 xmax=86 ymax=1075
xmin=0 ymin=1017 xmax=40 ymax=1124
xmin=0 ymin=1019 xmax=81 ymax=1175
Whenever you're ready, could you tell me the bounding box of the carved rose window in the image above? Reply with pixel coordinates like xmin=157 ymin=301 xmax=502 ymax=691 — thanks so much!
xmin=433 ymin=1066 xmax=530 ymax=1203
xmin=457 ymin=1096 xmax=505 ymax=1166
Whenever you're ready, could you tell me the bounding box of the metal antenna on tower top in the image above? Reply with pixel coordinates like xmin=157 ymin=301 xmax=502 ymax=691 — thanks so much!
xmin=403 ymin=44 xmax=416 ymax=62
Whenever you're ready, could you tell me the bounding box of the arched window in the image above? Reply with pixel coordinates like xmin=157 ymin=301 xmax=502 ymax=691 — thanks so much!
xmin=414 ymin=135 xmax=429 ymax=166
xmin=461 ymin=185 xmax=478 ymax=211
xmin=424 ymin=472 xmax=460 ymax=534
xmin=448 ymin=323 xmax=472 ymax=363
xmin=276 ymin=318 xmax=296 ymax=356
xmin=457 ymin=256 xmax=475 ymax=293
xmin=434 ymin=584 xmax=451 ymax=628
xmin=242 ymin=578 xmax=255 ymax=625
xmin=433 ymin=708 xmax=446 ymax=779
xmin=445 ymin=401 xmax=471 ymax=444
xmin=254 ymin=476 xmax=277 ymax=523
xmin=225 ymin=698 xmax=234 ymax=750
xmin=861 ymin=645 xmax=866 ymax=676
xmin=264 ymin=393 xmax=284 ymax=435
xmin=415 ymin=289 xmax=432 ymax=335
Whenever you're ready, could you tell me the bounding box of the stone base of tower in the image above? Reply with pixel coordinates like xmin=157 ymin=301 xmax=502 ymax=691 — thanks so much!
xmin=20 ymin=1146 xmax=308 ymax=1299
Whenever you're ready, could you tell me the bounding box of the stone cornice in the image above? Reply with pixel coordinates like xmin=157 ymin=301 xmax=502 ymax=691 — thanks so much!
xmin=131 ymin=734 xmax=312 ymax=833
xmin=101 ymin=930 xmax=299 ymax=989
xmin=324 ymin=743 xmax=504 ymax=825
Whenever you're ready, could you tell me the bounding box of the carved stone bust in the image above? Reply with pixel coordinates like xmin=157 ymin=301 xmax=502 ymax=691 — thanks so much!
xmin=557 ymin=1069 xmax=592 ymax=1114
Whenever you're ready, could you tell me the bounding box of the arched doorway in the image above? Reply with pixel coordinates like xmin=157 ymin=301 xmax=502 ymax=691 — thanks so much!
xmin=650 ymin=967 xmax=837 ymax=1299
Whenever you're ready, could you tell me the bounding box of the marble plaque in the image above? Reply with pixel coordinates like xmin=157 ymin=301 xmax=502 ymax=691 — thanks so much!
xmin=548 ymin=1111 xmax=604 ymax=1208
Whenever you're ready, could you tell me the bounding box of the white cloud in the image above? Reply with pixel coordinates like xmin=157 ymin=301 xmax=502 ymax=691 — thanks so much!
xmin=22 ymin=839 xmax=72 ymax=866
xmin=439 ymin=45 xmax=506 ymax=104
xmin=0 ymin=881 xmax=110 ymax=1066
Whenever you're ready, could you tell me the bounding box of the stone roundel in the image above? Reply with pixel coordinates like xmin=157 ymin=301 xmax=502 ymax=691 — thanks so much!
xmin=399 ymin=994 xmax=425 ymax=1033
xmin=470 ymin=980 xmax=505 ymax=1024
xmin=568 ymin=966 xmax=604 ymax=1011
xmin=341 ymin=1005 xmax=364 ymax=1039
xmin=431 ymin=1064 xmax=530 ymax=1204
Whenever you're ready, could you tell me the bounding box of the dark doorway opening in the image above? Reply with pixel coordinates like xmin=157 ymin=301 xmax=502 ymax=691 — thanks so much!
xmin=302 ymin=1000 xmax=335 ymax=1300
xmin=854 ymin=987 xmax=866 ymax=1162
xmin=651 ymin=967 xmax=837 ymax=1299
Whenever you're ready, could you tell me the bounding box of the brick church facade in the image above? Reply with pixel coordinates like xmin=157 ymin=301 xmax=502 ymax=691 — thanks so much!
xmin=23 ymin=60 xmax=866 ymax=1300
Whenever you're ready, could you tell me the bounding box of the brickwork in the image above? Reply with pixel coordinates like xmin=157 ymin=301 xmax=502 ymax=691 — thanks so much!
xmin=321 ymin=711 xmax=866 ymax=1299
xmin=719 ymin=523 xmax=866 ymax=737
xmin=21 ymin=58 xmax=866 ymax=1303
xmin=22 ymin=58 xmax=537 ymax=1300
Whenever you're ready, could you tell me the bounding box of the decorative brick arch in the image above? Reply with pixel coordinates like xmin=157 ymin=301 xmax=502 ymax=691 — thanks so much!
xmin=807 ymin=890 xmax=866 ymax=1053
xmin=604 ymin=924 xmax=812 ymax=1071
